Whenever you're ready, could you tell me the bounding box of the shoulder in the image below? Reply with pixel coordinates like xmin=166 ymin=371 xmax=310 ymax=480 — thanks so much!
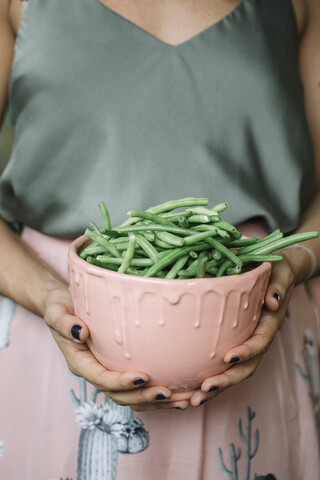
xmin=0 ymin=0 xmax=24 ymax=37
xmin=290 ymin=0 xmax=308 ymax=36
xmin=290 ymin=0 xmax=320 ymax=37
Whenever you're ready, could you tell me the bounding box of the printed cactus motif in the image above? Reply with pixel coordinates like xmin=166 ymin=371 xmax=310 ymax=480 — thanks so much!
xmin=218 ymin=443 xmax=241 ymax=480
xmin=238 ymin=406 xmax=259 ymax=480
xmin=0 ymin=297 xmax=16 ymax=349
xmin=117 ymin=417 xmax=149 ymax=454
xmin=70 ymin=376 xmax=149 ymax=480
xmin=218 ymin=406 xmax=277 ymax=480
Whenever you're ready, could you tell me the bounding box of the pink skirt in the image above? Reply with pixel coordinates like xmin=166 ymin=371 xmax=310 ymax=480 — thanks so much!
xmin=0 ymin=227 xmax=319 ymax=480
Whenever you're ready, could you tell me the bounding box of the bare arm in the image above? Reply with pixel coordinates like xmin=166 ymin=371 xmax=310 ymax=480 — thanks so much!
xmin=193 ymin=0 xmax=320 ymax=405
xmin=0 ymin=1 xmax=181 ymax=410
xmin=287 ymin=0 xmax=320 ymax=283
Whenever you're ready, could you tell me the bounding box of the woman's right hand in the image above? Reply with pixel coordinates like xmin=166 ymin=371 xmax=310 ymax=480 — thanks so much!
xmin=44 ymin=286 xmax=189 ymax=411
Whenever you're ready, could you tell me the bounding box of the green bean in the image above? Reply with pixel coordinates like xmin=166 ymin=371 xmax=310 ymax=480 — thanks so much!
xmin=205 ymin=237 xmax=243 ymax=267
xmin=118 ymin=235 xmax=136 ymax=273
xmin=217 ymin=253 xmax=283 ymax=277
xmin=227 ymin=237 xmax=260 ymax=248
xmin=189 ymin=250 xmax=198 ymax=259
xmin=86 ymin=256 xmax=106 ymax=268
xmin=110 ymin=236 xmax=131 ymax=244
xmin=140 ymin=232 xmax=155 ymax=242
xmin=90 ymin=221 xmax=102 ymax=234
xmin=84 ymin=229 xmax=119 ymax=257
xmin=183 ymin=230 xmax=220 ymax=245
xmin=98 ymin=202 xmax=111 ymax=230
xmin=100 ymin=229 xmax=121 ymax=239
xmin=79 ymin=245 xmax=111 ymax=258
xmin=96 ymin=255 xmax=153 ymax=267
xmin=239 ymin=254 xmax=283 ymax=264
xmin=206 ymin=266 xmax=219 ymax=275
xmin=148 ymin=197 xmax=209 ymax=214
xmin=226 ymin=265 xmax=242 ymax=275
xmin=116 ymin=223 xmax=192 ymax=236
xmin=118 ymin=198 xmax=209 ymax=227
xmin=145 ymin=244 xmax=209 ymax=277
xmin=212 ymin=249 xmax=223 ymax=261
xmin=246 ymin=232 xmax=319 ymax=256
xmin=188 ymin=214 xmax=211 ymax=224
xmin=178 ymin=217 xmax=190 ymax=228
xmin=211 ymin=202 xmax=228 ymax=213
xmin=156 ymin=231 xmax=184 ymax=247
xmin=127 ymin=210 xmax=176 ymax=227
xmin=154 ymin=237 xmax=176 ymax=249
xmin=159 ymin=211 xmax=192 ymax=220
xmin=206 ymin=258 xmax=219 ymax=269
xmin=197 ymin=253 xmax=208 ymax=278
xmin=126 ymin=267 xmax=148 ymax=276
xmin=236 ymin=231 xmax=283 ymax=255
xmin=165 ymin=255 xmax=189 ymax=279
xmin=186 ymin=206 xmax=221 ymax=219
xmin=191 ymin=224 xmax=230 ymax=239
xmin=135 ymin=234 xmax=159 ymax=262
xmin=214 ymin=221 xmax=242 ymax=239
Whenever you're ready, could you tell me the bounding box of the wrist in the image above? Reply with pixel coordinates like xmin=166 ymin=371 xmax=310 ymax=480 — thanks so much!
xmin=281 ymin=245 xmax=316 ymax=285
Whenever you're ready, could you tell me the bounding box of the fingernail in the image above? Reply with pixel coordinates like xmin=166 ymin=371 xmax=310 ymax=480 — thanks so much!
xmin=273 ymin=292 xmax=281 ymax=304
xmin=155 ymin=394 xmax=167 ymax=401
xmin=199 ymin=399 xmax=207 ymax=406
xmin=71 ymin=324 xmax=82 ymax=341
xmin=208 ymin=386 xmax=219 ymax=393
xmin=133 ymin=378 xmax=146 ymax=386
xmin=229 ymin=356 xmax=240 ymax=363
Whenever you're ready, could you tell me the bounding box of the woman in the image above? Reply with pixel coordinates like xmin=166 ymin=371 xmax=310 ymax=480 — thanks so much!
xmin=0 ymin=0 xmax=319 ymax=478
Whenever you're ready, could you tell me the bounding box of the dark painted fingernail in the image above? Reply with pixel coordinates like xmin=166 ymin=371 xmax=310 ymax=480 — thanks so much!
xmin=229 ymin=356 xmax=240 ymax=363
xmin=208 ymin=386 xmax=219 ymax=393
xmin=133 ymin=378 xmax=146 ymax=386
xmin=199 ymin=399 xmax=207 ymax=406
xmin=71 ymin=324 xmax=82 ymax=341
xmin=155 ymin=394 xmax=167 ymax=401
xmin=273 ymin=292 xmax=281 ymax=304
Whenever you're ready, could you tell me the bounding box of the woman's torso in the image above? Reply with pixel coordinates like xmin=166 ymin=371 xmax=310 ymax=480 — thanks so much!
xmin=1 ymin=0 xmax=314 ymax=237
xmin=8 ymin=0 xmax=307 ymax=42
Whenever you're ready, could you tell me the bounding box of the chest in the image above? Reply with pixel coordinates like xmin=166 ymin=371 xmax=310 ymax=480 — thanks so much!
xmin=96 ymin=0 xmax=306 ymax=44
xmin=11 ymin=0 xmax=306 ymax=44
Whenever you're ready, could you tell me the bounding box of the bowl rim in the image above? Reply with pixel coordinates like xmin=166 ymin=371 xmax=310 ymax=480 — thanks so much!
xmin=68 ymin=235 xmax=272 ymax=285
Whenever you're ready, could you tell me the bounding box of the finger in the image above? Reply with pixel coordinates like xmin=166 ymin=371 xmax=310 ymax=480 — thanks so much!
xmin=130 ymin=400 xmax=190 ymax=412
xmin=50 ymin=329 xmax=151 ymax=391
xmin=264 ymin=258 xmax=294 ymax=311
xmin=191 ymin=357 xmax=262 ymax=406
xmin=223 ymin=309 xmax=280 ymax=364
xmin=45 ymin=300 xmax=90 ymax=343
xmin=107 ymin=385 xmax=173 ymax=406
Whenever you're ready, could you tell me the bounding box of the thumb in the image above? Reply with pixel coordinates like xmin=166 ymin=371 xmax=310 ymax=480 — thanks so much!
xmin=44 ymin=289 xmax=90 ymax=343
xmin=263 ymin=259 xmax=293 ymax=312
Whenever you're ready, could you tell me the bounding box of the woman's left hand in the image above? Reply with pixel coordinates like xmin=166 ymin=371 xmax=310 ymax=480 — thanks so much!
xmin=189 ymin=250 xmax=296 ymax=407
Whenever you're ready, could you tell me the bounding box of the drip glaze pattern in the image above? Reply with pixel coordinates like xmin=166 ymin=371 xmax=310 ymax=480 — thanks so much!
xmin=68 ymin=236 xmax=271 ymax=393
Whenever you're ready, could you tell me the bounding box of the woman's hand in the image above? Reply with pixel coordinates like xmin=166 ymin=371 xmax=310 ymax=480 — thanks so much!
xmin=189 ymin=251 xmax=297 ymax=407
xmin=44 ymin=286 xmax=190 ymax=412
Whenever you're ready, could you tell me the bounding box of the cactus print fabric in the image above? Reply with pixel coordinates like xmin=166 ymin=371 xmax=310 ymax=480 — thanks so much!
xmin=0 ymin=227 xmax=319 ymax=479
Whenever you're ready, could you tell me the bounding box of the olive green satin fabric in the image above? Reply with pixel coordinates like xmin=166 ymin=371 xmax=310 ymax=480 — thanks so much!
xmin=0 ymin=0 xmax=314 ymax=237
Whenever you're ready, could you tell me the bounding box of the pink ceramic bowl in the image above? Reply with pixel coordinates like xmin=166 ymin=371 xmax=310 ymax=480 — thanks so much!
xmin=68 ymin=236 xmax=271 ymax=396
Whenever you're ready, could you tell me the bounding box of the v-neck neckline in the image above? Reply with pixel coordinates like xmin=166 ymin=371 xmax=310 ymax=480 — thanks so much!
xmin=92 ymin=0 xmax=248 ymax=49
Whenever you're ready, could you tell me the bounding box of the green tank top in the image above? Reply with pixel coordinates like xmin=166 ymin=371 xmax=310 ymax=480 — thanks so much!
xmin=0 ymin=0 xmax=314 ymax=237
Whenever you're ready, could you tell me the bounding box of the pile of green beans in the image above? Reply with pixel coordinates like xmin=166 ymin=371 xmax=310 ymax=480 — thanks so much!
xmin=79 ymin=198 xmax=319 ymax=279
